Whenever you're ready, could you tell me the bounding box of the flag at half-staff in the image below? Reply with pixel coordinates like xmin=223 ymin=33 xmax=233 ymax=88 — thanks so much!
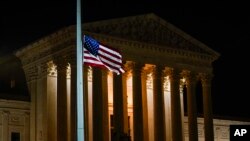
xmin=83 ymin=35 xmax=125 ymax=75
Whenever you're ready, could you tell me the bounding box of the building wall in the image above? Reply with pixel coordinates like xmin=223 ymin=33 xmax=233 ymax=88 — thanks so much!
xmin=0 ymin=100 xmax=30 ymax=141
xmin=182 ymin=117 xmax=250 ymax=141
xmin=0 ymin=97 xmax=249 ymax=141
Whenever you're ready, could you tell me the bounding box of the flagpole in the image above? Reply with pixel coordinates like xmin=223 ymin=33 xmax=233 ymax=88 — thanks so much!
xmin=76 ymin=0 xmax=85 ymax=140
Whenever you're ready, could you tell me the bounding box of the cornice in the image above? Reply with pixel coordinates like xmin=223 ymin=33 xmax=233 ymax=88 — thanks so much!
xmin=0 ymin=99 xmax=30 ymax=110
xmin=15 ymin=25 xmax=75 ymax=60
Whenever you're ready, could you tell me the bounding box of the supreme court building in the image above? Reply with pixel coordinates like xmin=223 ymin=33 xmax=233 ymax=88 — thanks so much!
xmin=1 ymin=13 xmax=250 ymax=141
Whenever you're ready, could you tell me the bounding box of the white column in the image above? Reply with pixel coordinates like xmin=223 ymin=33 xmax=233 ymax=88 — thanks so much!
xmin=201 ymin=73 xmax=214 ymax=141
xmin=56 ymin=60 xmax=68 ymax=141
xmin=132 ymin=63 xmax=144 ymax=141
xmin=83 ymin=66 xmax=89 ymax=141
xmin=163 ymin=76 xmax=171 ymax=141
xmin=146 ymin=73 xmax=154 ymax=141
xmin=185 ymin=72 xmax=198 ymax=141
xmin=68 ymin=57 xmax=78 ymax=141
xmin=168 ymin=68 xmax=183 ymax=141
xmin=87 ymin=68 xmax=93 ymax=141
xmin=66 ymin=64 xmax=71 ymax=141
xmin=142 ymin=70 xmax=149 ymax=141
xmin=47 ymin=61 xmax=57 ymax=141
xmin=113 ymin=70 xmax=129 ymax=140
xmin=179 ymin=84 xmax=185 ymax=141
xmin=153 ymin=65 xmax=165 ymax=141
xmin=92 ymin=68 xmax=109 ymax=141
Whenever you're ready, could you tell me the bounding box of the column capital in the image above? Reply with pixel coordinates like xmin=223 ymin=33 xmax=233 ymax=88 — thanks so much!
xmin=200 ymin=73 xmax=213 ymax=86
xmin=66 ymin=64 xmax=71 ymax=79
xmin=122 ymin=61 xmax=132 ymax=74
xmin=131 ymin=62 xmax=145 ymax=141
xmin=87 ymin=67 xmax=93 ymax=82
xmin=101 ymin=68 xmax=109 ymax=76
xmin=165 ymin=67 xmax=182 ymax=81
xmin=152 ymin=65 xmax=165 ymax=76
xmin=54 ymin=58 xmax=68 ymax=71
xmin=128 ymin=61 xmax=145 ymax=75
xmin=47 ymin=61 xmax=57 ymax=77
xmin=36 ymin=61 xmax=50 ymax=78
xmin=181 ymin=70 xmax=198 ymax=85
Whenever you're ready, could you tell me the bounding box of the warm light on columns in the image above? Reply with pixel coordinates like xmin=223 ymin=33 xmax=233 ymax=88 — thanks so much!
xmin=180 ymin=77 xmax=186 ymax=141
xmin=87 ymin=67 xmax=93 ymax=141
xmin=146 ymin=73 xmax=154 ymax=141
xmin=163 ymin=76 xmax=171 ymax=141
xmin=107 ymin=71 xmax=134 ymax=141
xmin=127 ymin=73 xmax=133 ymax=140
xmin=107 ymin=71 xmax=113 ymax=141
xmin=66 ymin=63 xmax=71 ymax=141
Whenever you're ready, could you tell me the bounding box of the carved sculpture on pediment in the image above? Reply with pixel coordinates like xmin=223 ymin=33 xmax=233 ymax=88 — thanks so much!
xmin=84 ymin=16 xmax=210 ymax=55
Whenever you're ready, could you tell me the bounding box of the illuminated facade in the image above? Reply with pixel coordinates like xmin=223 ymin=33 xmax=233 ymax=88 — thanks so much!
xmin=2 ymin=13 xmax=249 ymax=141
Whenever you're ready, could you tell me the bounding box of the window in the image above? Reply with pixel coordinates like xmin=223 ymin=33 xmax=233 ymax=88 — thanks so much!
xmin=11 ymin=132 xmax=20 ymax=141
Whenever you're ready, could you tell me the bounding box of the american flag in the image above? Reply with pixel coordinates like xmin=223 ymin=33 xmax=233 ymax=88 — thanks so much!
xmin=83 ymin=35 xmax=125 ymax=75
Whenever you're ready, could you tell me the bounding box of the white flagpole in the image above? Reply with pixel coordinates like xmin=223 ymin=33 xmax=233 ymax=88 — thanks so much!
xmin=76 ymin=0 xmax=85 ymax=140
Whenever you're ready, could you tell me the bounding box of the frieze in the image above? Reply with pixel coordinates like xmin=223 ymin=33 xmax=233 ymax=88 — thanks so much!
xmin=9 ymin=114 xmax=25 ymax=126
xmin=220 ymin=126 xmax=229 ymax=139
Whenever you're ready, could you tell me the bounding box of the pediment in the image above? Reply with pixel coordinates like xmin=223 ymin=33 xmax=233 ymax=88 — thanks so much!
xmin=83 ymin=13 xmax=219 ymax=58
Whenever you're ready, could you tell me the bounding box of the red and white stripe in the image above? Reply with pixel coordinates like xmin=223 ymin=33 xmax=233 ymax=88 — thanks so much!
xmin=83 ymin=45 xmax=125 ymax=75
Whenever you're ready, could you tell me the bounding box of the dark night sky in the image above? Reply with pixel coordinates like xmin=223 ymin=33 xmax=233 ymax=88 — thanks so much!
xmin=1 ymin=1 xmax=250 ymax=119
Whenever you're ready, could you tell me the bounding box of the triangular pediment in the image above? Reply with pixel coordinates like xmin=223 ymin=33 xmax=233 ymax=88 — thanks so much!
xmin=83 ymin=13 xmax=219 ymax=58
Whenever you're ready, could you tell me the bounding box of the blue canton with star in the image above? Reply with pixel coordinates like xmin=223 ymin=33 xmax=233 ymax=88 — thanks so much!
xmin=84 ymin=35 xmax=100 ymax=56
